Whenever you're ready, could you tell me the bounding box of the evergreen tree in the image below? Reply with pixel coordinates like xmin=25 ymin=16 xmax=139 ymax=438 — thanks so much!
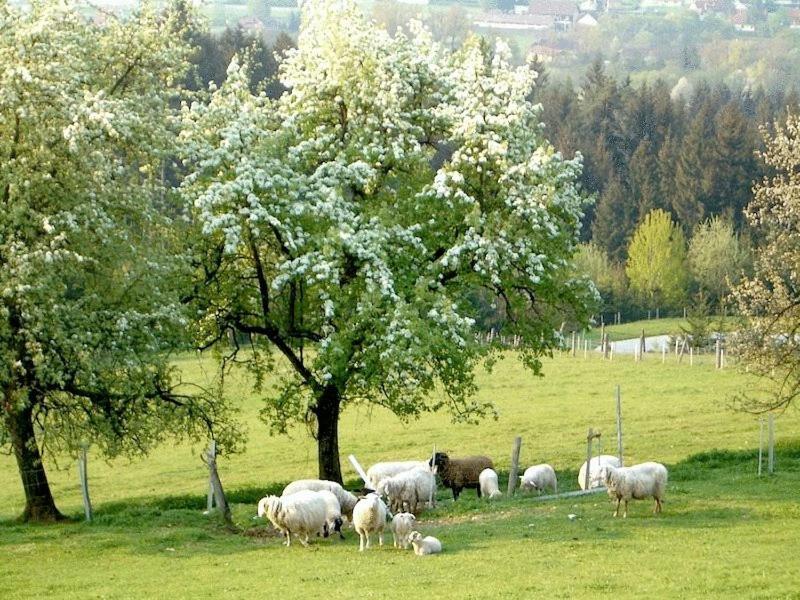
xmin=629 ymin=140 xmax=663 ymax=220
xmin=672 ymin=98 xmax=716 ymax=230
xmin=591 ymin=176 xmax=636 ymax=262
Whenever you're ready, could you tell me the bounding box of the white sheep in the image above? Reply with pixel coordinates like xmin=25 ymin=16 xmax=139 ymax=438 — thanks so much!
xmin=578 ymin=455 xmax=621 ymax=490
xmin=366 ymin=461 xmax=428 ymax=489
xmin=479 ymin=468 xmax=502 ymax=499
xmin=603 ymin=461 xmax=668 ymax=518
xmin=390 ymin=512 xmax=416 ymax=549
xmin=352 ymin=492 xmax=388 ymax=551
xmin=281 ymin=479 xmax=358 ymax=521
xmin=519 ymin=464 xmax=557 ymax=494
xmin=408 ymin=531 xmax=442 ymax=556
xmin=377 ymin=466 xmax=437 ymax=514
xmin=316 ymin=489 xmax=345 ymax=539
xmin=258 ymin=490 xmax=328 ymax=547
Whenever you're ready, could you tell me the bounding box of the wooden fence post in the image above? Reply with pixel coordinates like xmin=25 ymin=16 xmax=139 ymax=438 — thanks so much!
xmin=571 ymin=331 xmax=576 ymax=357
xmin=507 ymin=436 xmax=523 ymax=496
xmin=615 ymin=386 xmax=623 ymax=466
xmin=715 ymin=338 xmax=722 ymax=370
xmin=584 ymin=428 xmax=594 ymax=491
xmin=78 ymin=443 xmax=93 ymax=522
xmin=768 ymin=414 xmax=775 ymax=475
xmin=640 ymin=329 xmax=646 ymax=358
xmin=758 ymin=418 xmax=764 ymax=477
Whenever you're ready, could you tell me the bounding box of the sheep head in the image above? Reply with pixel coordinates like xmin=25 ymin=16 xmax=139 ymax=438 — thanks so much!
xmin=431 ymin=452 xmax=449 ymax=469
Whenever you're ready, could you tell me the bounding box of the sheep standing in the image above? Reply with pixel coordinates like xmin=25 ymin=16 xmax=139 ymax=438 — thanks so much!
xmin=479 ymin=468 xmax=502 ymax=499
xmin=578 ymin=455 xmax=621 ymax=490
xmin=408 ymin=531 xmax=442 ymax=556
xmin=366 ymin=461 xmax=428 ymax=489
xmin=390 ymin=512 xmax=416 ymax=549
xmin=316 ymin=489 xmax=345 ymax=539
xmin=258 ymin=490 xmax=328 ymax=547
xmin=352 ymin=492 xmax=388 ymax=551
xmin=519 ymin=464 xmax=557 ymax=494
xmin=430 ymin=452 xmax=493 ymax=500
xmin=603 ymin=461 xmax=668 ymax=518
xmin=377 ymin=466 xmax=437 ymax=514
xmin=282 ymin=479 xmax=358 ymax=521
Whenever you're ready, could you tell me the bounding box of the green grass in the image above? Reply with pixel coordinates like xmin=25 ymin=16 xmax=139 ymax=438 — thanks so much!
xmin=2 ymin=350 xmax=799 ymax=598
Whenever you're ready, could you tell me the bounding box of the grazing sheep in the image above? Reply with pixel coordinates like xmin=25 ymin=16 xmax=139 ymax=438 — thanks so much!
xmin=390 ymin=512 xmax=416 ymax=549
xmin=479 ymin=468 xmax=502 ymax=499
xmin=408 ymin=531 xmax=442 ymax=556
xmin=578 ymin=455 xmax=621 ymax=490
xmin=519 ymin=464 xmax=557 ymax=494
xmin=352 ymin=492 xmax=389 ymax=551
xmin=257 ymin=490 xmax=328 ymax=547
xmin=366 ymin=461 xmax=428 ymax=489
xmin=282 ymin=479 xmax=359 ymax=521
xmin=377 ymin=466 xmax=437 ymax=514
xmin=316 ymin=489 xmax=345 ymax=540
xmin=603 ymin=461 xmax=668 ymax=518
xmin=430 ymin=452 xmax=493 ymax=500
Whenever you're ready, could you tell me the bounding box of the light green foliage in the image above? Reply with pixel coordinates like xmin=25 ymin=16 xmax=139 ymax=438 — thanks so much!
xmin=626 ymin=209 xmax=688 ymax=309
xmin=0 ymin=0 xmax=238 ymax=519
xmin=573 ymin=242 xmax=627 ymax=310
xmin=732 ymin=114 xmax=800 ymax=412
xmin=179 ymin=0 xmax=595 ymax=477
xmin=688 ymin=217 xmax=750 ymax=307
xmin=1 ymin=352 xmax=799 ymax=596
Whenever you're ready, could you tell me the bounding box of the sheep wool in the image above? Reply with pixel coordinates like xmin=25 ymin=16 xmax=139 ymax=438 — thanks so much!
xmin=378 ymin=467 xmax=437 ymax=514
xmin=352 ymin=493 xmax=389 ymax=551
xmin=519 ymin=464 xmax=557 ymax=494
xmin=282 ymin=479 xmax=358 ymax=521
xmin=408 ymin=531 xmax=442 ymax=556
xmin=315 ymin=489 xmax=344 ymax=539
xmin=390 ymin=512 xmax=417 ymax=549
xmin=578 ymin=455 xmax=621 ymax=490
xmin=366 ymin=461 xmax=428 ymax=489
xmin=603 ymin=461 xmax=668 ymax=518
xmin=479 ymin=468 xmax=502 ymax=499
xmin=259 ymin=490 xmax=329 ymax=547
xmin=431 ymin=452 xmax=493 ymax=500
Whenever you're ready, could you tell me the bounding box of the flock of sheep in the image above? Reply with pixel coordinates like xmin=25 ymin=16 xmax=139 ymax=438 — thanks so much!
xmin=256 ymin=451 xmax=669 ymax=554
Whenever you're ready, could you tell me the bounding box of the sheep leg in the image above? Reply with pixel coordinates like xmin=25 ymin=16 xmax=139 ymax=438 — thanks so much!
xmin=284 ymin=531 xmax=291 ymax=547
xmin=378 ymin=531 xmax=384 ymax=547
xmin=300 ymin=533 xmax=309 ymax=547
xmin=393 ymin=532 xmax=398 ymax=548
xmin=613 ymin=497 xmax=620 ymax=517
xmin=623 ymin=500 xmax=628 ymax=519
xmin=476 ymin=486 xmax=482 ymax=499
xmin=452 ymin=487 xmax=460 ymax=500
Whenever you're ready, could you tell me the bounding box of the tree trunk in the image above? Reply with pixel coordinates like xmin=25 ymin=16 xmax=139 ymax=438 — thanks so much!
xmin=4 ymin=398 xmax=65 ymax=522
xmin=315 ymin=385 xmax=343 ymax=484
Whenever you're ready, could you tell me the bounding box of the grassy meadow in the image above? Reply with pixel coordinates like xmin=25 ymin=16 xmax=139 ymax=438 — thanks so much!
xmin=2 ymin=338 xmax=799 ymax=598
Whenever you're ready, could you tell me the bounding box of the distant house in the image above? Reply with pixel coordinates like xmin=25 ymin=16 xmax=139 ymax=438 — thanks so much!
xmin=474 ymin=11 xmax=555 ymax=30
xmin=790 ymin=8 xmax=800 ymax=28
xmin=577 ymin=12 xmax=599 ymax=25
xmin=528 ymin=0 xmax=580 ymax=30
xmin=528 ymin=42 xmax=567 ymax=61
xmin=730 ymin=9 xmax=755 ymax=31
xmin=238 ymin=16 xmax=265 ymax=34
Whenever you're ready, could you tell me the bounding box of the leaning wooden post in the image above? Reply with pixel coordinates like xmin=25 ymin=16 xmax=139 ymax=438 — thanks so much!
xmin=603 ymin=333 xmax=610 ymax=360
xmin=507 ymin=436 xmax=523 ymax=496
xmin=78 ymin=443 xmax=93 ymax=522
xmin=758 ymin=418 xmax=764 ymax=477
xmin=615 ymin=385 xmax=623 ymax=466
xmin=768 ymin=414 xmax=775 ymax=475
xmin=204 ymin=442 xmax=232 ymax=527
xmin=206 ymin=439 xmax=216 ymax=513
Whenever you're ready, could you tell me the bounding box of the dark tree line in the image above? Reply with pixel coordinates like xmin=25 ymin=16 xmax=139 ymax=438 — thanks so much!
xmin=531 ymin=58 xmax=800 ymax=263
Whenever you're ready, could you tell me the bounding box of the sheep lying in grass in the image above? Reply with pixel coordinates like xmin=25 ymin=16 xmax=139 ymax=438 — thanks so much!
xmin=578 ymin=455 xmax=621 ymax=490
xmin=603 ymin=462 xmax=668 ymax=518
xmin=366 ymin=461 xmax=428 ymax=489
xmin=430 ymin=452 xmax=493 ymax=500
xmin=377 ymin=466 xmax=437 ymax=514
xmin=258 ymin=490 xmax=328 ymax=547
xmin=408 ymin=531 xmax=442 ymax=556
xmin=352 ymin=492 xmax=388 ymax=551
xmin=281 ymin=479 xmax=358 ymax=521
xmin=316 ymin=490 xmax=345 ymax=540
xmin=519 ymin=464 xmax=557 ymax=494
xmin=479 ymin=468 xmax=502 ymax=499
xmin=390 ymin=512 xmax=416 ymax=549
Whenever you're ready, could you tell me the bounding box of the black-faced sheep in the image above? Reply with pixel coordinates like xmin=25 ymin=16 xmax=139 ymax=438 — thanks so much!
xmin=430 ymin=452 xmax=493 ymax=500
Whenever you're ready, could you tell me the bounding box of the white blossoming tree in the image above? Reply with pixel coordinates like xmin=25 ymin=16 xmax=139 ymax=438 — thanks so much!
xmin=180 ymin=1 xmax=595 ymax=483
xmin=0 ymin=0 xmax=236 ymax=522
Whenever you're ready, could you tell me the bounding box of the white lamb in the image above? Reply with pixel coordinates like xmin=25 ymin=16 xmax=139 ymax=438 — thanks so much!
xmin=281 ymin=479 xmax=358 ymax=521
xmin=408 ymin=531 xmax=442 ymax=556
xmin=578 ymin=455 xmax=621 ymax=490
xmin=479 ymin=468 xmax=502 ymax=499
xmin=316 ymin=489 xmax=345 ymax=539
xmin=366 ymin=461 xmax=428 ymax=489
xmin=519 ymin=464 xmax=557 ymax=494
xmin=377 ymin=466 xmax=437 ymax=514
xmin=257 ymin=490 xmax=328 ymax=547
xmin=352 ymin=492 xmax=388 ymax=551
xmin=390 ymin=512 xmax=416 ymax=549
xmin=603 ymin=461 xmax=668 ymax=518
